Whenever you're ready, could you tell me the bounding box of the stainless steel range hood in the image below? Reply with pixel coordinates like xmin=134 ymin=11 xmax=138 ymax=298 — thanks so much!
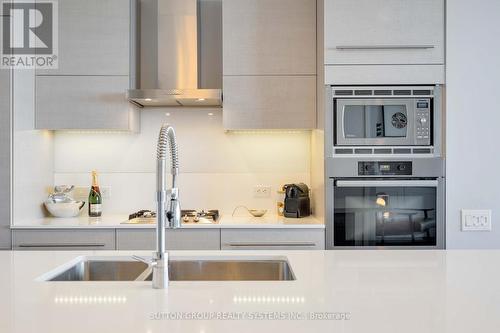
xmin=127 ymin=0 xmax=222 ymax=107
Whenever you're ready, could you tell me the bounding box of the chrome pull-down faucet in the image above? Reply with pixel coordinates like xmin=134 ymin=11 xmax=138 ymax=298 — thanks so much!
xmin=151 ymin=124 xmax=181 ymax=289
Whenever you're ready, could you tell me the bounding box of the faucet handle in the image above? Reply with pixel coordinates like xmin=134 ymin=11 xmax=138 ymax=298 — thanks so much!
xmin=167 ymin=199 xmax=181 ymax=228
xmin=132 ymin=255 xmax=157 ymax=267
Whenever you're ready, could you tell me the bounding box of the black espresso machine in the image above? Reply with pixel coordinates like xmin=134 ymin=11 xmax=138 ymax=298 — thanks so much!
xmin=283 ymin=183 xmax=311 ymax=218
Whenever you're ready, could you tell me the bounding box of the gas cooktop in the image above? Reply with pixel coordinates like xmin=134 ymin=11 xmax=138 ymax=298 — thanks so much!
xmin=123 ymin=209 xmax=220 ymax=224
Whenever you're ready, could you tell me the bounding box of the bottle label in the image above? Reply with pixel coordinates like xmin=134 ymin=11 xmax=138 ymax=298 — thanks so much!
xmin=90 ymin=204 xmax=102 ymax=214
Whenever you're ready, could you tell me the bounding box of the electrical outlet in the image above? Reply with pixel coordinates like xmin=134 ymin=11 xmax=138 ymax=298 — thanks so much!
xmin=253 ymin=186 xmax=271 ymax=198
xmin=461 ymin=209 xmax=492 ymax=231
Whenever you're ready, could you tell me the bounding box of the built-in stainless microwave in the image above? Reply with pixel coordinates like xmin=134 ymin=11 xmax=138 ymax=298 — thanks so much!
xmin=331 ymin=86 xmax=443 ymax=156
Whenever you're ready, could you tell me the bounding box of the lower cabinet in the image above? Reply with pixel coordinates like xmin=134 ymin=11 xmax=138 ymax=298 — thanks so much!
xmin=11 ymin=228 xmax=325 ymax=251
xmin=221 ymin=229 xmax=325 ymax=250
xmin=116 ymin=229 xmax=221 ymax=250
xmin=12 ymin=230 xmax=116 ymax=251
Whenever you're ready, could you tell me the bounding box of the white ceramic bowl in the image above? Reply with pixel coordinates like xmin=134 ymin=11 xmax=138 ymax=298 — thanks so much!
xmin=248 ymin=209 xmax=267 ymax=217
xmin=44 ymin=201 xmax=85 ymax=218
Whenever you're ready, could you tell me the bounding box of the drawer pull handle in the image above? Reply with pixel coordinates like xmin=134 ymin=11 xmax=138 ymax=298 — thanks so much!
xmin=334 ymin=45 xmax=435 ymax=50
xmin=227 ymin=242 xmax=316 ymax=247
xmin=18 ymin=243 xmax=106 ymax=248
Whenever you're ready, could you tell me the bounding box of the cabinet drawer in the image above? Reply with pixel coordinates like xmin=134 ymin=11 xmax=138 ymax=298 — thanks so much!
xmin=116 ymin=229 xmax=221 ymax=250
xmin=221 ymin=229 xmax=325 ymax=250
xmin=223 ymin=75 xmax=316 ymax=129
xmin=35 ymin=76 xmax=138 ymax=131
xmin=12 ymin=230 xmax=115 ymax=250
xmin=325 ymin=0 xmax=445 ymax=65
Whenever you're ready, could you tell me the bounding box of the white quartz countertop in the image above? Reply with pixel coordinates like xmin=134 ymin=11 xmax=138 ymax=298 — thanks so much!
xmin=11 ymin=214 xmax=324 ymax=229
xmin=0 ymin=249 xmax=499 ymax=333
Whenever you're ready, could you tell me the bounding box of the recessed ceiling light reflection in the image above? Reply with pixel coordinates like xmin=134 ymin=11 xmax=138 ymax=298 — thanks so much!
xmin=54 ymin=295 xmax=127 ymax=304
xmin=232 ymin=296 xmax=305 ymax=304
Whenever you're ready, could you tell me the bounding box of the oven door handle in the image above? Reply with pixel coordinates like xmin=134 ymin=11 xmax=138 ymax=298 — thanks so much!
xmin=335 ymin=180 xmax=439 ymax=188
xmin=333 ymin=45 xmax=435 ymax=50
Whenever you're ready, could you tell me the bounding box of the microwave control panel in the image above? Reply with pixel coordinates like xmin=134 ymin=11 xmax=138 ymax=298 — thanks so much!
xmin=415 ymin=99 xmax=431 ymax=144
xmin=358 ymin=161 xmax=413 ymax=176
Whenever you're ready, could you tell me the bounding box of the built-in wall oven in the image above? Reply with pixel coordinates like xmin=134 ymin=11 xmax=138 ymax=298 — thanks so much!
xmin=329 ymin=86 xmax=443 ymax=157
xmin=325 ymin=85 xmax=445 ymax=249
xmin=326 ymin=159 xmax=445 ymax=249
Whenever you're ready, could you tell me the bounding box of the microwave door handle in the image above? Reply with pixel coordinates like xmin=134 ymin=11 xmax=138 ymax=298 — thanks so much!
xmin=333 ymin=45 xmax=435 ymax=50
xmin=336 ymin=180 xmax=439 ymax=188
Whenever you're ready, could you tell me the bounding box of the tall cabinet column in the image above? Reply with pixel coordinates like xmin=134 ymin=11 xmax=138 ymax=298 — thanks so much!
xmin=0 ymin=67 xmax=11 ymax=250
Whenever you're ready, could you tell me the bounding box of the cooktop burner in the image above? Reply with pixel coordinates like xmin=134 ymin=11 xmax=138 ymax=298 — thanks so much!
xmin=128 ymin=209 xmax=219 ymax=223
xmin=181 ymin=210 xmax=219 ymax=223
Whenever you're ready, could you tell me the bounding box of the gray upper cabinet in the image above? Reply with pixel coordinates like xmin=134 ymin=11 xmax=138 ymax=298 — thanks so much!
xmin=223 ymin=0 xmax=316 ymax=75
xmin=222 ymin=0 xmax=317 ymax=129
xmin=325 ymin=0 xmax=445 ymax=65
xmin=36 ymin=0 xmax=130 ymax=76
xmin=0 ymin=69 xmax=11 ymax=250
xmin=35 ymin=76 xmax=139 ymax=131
xmin=223 ymin=75 xmax=316 ymax=129
xmin=324 ymin=0 xmax=445 ymax=85
xmin=34 ymin=0 xmax=139 ymax=131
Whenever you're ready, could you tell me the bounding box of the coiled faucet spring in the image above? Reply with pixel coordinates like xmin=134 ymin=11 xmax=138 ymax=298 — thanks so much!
xmin=157 ymin=124 xmax=179 ymax=171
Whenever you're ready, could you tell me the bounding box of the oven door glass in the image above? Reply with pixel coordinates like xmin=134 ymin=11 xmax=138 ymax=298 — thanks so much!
xmin=334 ymin=180 xmax=438 ymax=247
xmin=336 ymin=99 xmax=415 ymax=146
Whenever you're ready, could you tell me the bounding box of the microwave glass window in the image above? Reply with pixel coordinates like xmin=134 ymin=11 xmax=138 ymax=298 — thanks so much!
xmin=334 ymin=185 xmax=437 ymax=247
xmin=343 ymin=105 xmax=408 ymax=139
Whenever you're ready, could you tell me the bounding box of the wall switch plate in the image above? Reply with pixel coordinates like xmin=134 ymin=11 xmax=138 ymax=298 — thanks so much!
xmin=461 ymin=209 xmax=492 ymax=231
xmin=253 ymin=186 xmax=271 ymax=198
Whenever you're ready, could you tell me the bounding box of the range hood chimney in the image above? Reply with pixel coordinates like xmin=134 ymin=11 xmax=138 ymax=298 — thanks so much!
xmin=127 ymin=0 xmax=222 ymax=107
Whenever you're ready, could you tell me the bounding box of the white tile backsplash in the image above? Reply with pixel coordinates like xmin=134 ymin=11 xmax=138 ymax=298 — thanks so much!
xmin=55 ymin=172 xmax=309 ymax=215
xmin=54 ymin=109 xmax=311 ymax=174
xmin=53 ymin=108 xmax=312 ymax=215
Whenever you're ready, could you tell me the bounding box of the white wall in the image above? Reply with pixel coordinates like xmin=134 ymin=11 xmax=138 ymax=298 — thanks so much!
xmin=446 ymin=0 xmax=500 ymax=248
xmin=53 ymin=109 xmax=311 ymax=215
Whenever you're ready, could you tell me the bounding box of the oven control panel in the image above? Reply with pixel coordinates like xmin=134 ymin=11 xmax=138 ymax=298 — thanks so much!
xmin=415 ymin=99 xmax=431 ymax=144
xmin=358 ymin=161 xmax=413 ymax=176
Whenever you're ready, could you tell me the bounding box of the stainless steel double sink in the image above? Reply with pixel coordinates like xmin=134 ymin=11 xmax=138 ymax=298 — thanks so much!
xmin=44 ymin=257 xmax=295 ymax=281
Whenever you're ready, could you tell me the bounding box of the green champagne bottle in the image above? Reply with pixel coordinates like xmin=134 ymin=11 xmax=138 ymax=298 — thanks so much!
xmin=88 ymin=170 xmax=102 ymax=217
